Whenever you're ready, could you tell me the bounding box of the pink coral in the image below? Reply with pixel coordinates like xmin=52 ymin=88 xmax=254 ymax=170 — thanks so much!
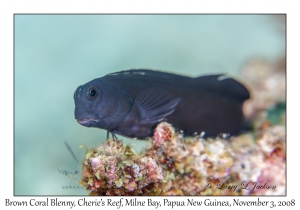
xmin=89 ymin=157 xmax=102 ymax=170
xmin=140 ymin=157 xmax=164 ymax=181
xmin=153 ymin=122 xmax=174 ymax=147
xmin=255 ymin=156 xmax=285 ymax=195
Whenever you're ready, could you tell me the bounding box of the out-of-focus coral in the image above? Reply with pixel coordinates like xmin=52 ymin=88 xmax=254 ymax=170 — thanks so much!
xmin=80 ymin=122 xmax=285 ymax=195
xmin=240 ymin=57 xmax=286 ymax=130
xmin=241 ymin=58 xmax=285 ymax=119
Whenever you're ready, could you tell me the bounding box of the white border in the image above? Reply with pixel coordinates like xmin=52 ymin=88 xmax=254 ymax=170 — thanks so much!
xmin=1 ymin=0 xmax=298 ymax=210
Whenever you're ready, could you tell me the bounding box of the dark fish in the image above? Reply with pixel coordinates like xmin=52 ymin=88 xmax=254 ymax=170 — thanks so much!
xmin=74 ymin=69 xmax=250 ymax=139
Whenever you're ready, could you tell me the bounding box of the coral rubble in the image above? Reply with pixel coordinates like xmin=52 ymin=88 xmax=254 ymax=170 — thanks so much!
xmin=79 ymin=122 xmax=285 ymax=195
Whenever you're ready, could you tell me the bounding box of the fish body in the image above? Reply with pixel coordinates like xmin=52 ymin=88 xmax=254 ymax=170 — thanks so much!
xmin=74 ymin=69 xmax=250 ymax=139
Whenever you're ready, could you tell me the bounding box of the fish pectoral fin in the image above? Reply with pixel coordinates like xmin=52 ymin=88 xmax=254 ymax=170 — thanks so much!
xmin=134 ymin=88 xmax=181 ymax=124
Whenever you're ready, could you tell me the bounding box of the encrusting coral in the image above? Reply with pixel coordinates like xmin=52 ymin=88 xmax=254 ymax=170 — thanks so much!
xmin=79 ymin=122 xmax=285 ymax=196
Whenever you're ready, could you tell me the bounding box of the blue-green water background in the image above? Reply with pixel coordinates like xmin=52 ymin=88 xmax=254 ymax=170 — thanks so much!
xmin=15 ymin=15 xmax=285 ymax=195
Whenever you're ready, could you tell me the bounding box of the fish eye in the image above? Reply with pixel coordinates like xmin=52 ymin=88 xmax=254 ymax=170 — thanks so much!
xmin=87 ymin=86 xmax=98 ymax=100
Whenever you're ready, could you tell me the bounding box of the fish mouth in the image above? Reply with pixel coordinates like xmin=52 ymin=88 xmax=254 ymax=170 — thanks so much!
xmin=77 ymin=118 xmax=99 ymax=126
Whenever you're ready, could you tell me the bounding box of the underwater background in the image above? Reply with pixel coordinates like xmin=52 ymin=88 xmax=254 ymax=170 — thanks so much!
xmin=14 ymin=14 xmax=285 ymax=195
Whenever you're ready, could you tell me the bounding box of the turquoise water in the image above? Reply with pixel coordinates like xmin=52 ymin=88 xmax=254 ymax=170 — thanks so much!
xmin=14 ymin=15 xmax=285 ymax=195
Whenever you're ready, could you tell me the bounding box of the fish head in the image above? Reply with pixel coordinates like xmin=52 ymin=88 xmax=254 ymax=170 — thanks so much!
xmin=74 ymin=78 xmax=133 ymax=130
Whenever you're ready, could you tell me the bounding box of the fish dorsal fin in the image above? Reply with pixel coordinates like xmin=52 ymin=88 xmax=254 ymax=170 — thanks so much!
xmin=195 ymin=74 xmax=250 ymax=102
xmin=134 ymin=88 xmax=181 ymax=124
